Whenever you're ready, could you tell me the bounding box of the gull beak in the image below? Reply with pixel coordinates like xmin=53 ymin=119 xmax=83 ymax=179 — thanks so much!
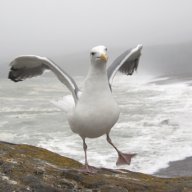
xmin=100 ymin=53 xmax=108 ymax=62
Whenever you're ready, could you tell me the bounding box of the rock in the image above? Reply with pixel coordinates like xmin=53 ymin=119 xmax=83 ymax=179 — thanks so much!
xmin=0 ymin=141 xmax=192 ymax=192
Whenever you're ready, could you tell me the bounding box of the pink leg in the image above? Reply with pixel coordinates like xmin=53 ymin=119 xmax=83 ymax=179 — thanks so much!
xmin=80 ymin=138 xmax=97 ymax=173
xmin=106 ymin=134 xmax=136 ymax=166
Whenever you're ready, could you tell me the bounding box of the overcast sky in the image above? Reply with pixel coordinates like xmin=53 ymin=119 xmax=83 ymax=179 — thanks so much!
xmin=1 ymin=0 xmax=192 ymax=75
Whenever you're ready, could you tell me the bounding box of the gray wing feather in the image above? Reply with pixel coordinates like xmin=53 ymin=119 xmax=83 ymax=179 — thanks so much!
xmin=8 ymin=55 xmax=80 ymax=103
xmin=107 ymin=44 xmax=143 ymax=87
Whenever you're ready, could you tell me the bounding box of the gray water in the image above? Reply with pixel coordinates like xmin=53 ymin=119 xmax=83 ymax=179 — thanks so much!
xmin=1 ymin=75 xmax=192 ymax=174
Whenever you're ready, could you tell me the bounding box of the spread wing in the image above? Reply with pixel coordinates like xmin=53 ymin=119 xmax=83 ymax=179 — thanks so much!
xmin=107 ymin=44 xmax=143 ymax=87
xmin=8 ymin=55 xmax=80 ymax=103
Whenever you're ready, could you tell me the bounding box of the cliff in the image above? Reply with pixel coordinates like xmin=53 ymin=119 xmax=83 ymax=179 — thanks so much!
xmin=0 ymin=141 xmax=192 ymax=192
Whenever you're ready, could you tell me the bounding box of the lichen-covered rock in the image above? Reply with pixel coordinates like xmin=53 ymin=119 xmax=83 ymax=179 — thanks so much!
xmin=0 ymin=141 xmax=192 ymax=192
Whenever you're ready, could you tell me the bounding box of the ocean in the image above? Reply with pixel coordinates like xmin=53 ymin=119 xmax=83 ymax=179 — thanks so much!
xmin=1 ymin=75 xmax=192 ymax=175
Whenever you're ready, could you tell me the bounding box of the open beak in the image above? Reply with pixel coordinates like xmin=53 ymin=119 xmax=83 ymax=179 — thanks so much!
xmin=100 ymin=53 xmax=108 ymax=62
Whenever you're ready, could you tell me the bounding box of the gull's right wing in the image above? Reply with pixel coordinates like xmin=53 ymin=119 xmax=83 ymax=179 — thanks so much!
xmin=8 ymin=55 xmax=80 ymax=104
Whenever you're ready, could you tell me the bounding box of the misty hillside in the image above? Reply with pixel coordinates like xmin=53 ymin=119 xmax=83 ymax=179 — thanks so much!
xmin=141 ymin=42 xmax=192 ymax=76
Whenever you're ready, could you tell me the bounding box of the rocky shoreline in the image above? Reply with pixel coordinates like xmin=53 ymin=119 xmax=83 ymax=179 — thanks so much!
xmin=0 ymin=141 xmax=192 ymax=192
xmin=155 ymin=156 xmax=192 ymax=177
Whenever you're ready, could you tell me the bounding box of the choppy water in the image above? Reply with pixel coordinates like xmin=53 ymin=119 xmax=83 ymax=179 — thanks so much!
xmin=1 ymin=75 xmax=192 ymax=174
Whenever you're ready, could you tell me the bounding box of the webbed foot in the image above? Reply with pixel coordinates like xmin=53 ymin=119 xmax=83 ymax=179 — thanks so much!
xmin=79 ymin=165 xmax=97 ymax=174
xmin=116 ymin=153 xmax=136 ymax=166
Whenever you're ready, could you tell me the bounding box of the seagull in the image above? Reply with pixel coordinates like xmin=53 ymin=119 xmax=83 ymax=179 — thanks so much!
xmin=8 ymin=44 xmax=143 ymax=172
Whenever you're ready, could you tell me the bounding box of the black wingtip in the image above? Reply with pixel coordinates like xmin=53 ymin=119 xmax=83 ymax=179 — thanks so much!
xmin=8 ymin=68 xmax=22 ymax=82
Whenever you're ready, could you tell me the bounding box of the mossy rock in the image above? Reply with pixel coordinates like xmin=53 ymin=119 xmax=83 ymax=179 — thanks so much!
xmin=0 ymin=141 xmax=192 ymax=192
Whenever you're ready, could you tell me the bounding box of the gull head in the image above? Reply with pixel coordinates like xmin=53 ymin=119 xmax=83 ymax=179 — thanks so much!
xmin=90 ymin=45 xmax=108 ymax=65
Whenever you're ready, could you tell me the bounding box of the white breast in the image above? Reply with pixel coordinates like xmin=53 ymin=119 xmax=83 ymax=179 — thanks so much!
xmin=68 ymin=71 xmax=120 ymax=138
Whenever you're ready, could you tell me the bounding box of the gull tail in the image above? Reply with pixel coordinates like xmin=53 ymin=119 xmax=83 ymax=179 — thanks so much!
xmin=51 ymin=95 xmax=75 ymax=113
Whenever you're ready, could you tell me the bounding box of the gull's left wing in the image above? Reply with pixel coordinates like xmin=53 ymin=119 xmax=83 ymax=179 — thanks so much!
xmin=107 ymin=44 xmax=143 ymax=88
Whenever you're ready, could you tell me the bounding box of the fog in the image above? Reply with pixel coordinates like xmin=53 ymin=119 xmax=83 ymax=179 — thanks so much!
xmin=1 ymin=0 xmax=192 ymax=76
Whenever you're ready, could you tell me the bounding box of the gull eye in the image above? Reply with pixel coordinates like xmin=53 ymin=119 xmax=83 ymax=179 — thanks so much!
xmin=91 ymin=52 xmax=95 ymax=56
